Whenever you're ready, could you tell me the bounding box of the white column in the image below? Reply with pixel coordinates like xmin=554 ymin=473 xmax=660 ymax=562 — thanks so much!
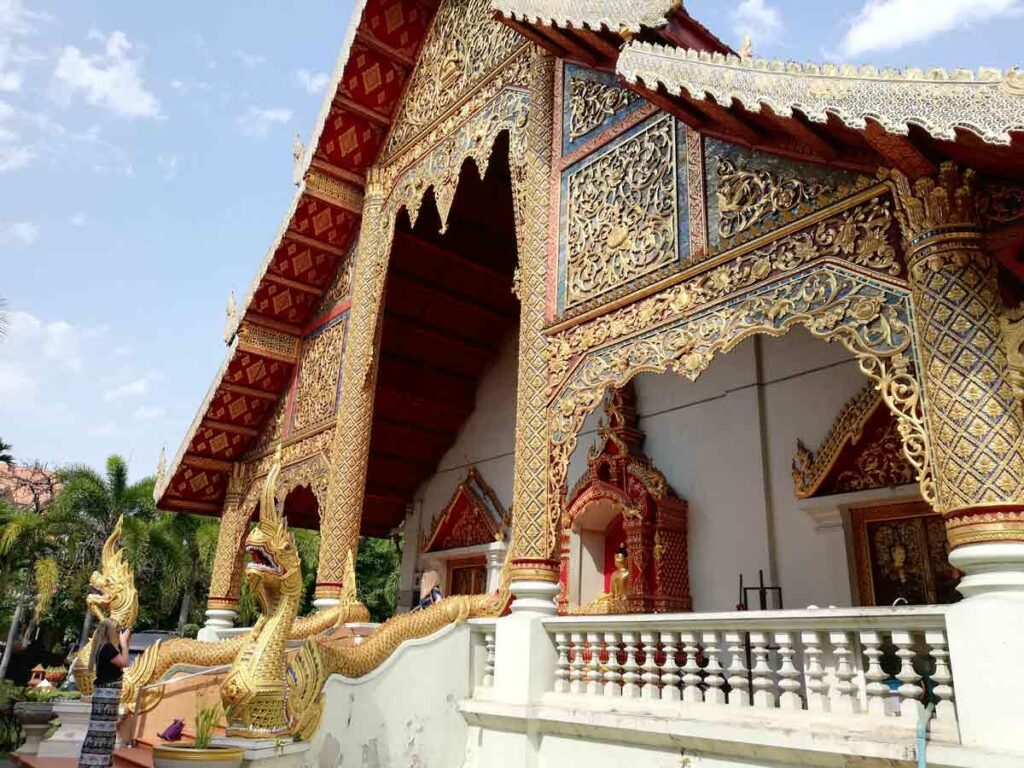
xmin=484 ymin=541 xmax=508 ymax=593
xmin=492 ymin=580 xmax=558 ymax=706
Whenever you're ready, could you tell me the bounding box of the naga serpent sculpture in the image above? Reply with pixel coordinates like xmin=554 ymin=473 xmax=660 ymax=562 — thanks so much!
xmin=71 ymin=516 xmax=139 ymax=696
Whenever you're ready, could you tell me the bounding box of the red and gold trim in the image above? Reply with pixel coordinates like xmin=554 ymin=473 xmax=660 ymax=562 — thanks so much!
xmin=945 ymin=504 xmax=1024 ymax=548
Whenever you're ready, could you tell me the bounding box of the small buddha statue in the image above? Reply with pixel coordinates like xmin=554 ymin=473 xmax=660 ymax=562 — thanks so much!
xmin=610 ymin=548 xmax=630 ymax=612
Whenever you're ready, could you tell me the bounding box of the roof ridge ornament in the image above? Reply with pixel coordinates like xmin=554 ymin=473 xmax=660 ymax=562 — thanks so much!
xmin=223 ymin=288 xmax=237 ymax=345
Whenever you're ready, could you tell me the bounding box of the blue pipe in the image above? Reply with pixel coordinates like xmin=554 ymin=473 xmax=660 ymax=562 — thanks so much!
xmin=917 ymin=701 xmax=935 ymax=768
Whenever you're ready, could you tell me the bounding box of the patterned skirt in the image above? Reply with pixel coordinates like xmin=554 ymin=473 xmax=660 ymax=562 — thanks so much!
xmin=78 ymin=682 xmax=121 ymax=768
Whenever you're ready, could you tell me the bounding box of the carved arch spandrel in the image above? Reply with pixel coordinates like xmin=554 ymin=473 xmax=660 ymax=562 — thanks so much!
xmin=543 ymin=261 xmax=934 ymax=563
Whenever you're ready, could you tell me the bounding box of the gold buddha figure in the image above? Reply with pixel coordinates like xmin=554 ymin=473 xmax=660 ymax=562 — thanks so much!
xmin=610 ymin=549 xmax=630 ymax=612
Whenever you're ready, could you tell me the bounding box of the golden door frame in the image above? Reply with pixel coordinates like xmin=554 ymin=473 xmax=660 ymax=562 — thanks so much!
xmin=542 ymin=184 xmax=934 ymax=565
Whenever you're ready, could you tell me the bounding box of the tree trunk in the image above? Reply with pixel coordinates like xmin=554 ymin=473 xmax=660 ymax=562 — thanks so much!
xmin=78 ymin=610 xmax=94 ymax=649
xmin=0 ymin=600 xmax=25 ymax=680
xmin=176 ymin=561 xmax=198 ymax=634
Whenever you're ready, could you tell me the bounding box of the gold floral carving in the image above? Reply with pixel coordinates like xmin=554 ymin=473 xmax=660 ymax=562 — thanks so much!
xmin=276 ymin=455 xmax=331 ymax=512
xmin=382 ymin=0 xmax=527 ymax=160
xmin=208 ymin=465 xmax=250 ymax=605
xmin=547 ymin=191 xmax=902 ymax=386
xmin=833 ymin=418 xmax=916 ymax=494
xmin=892 ymin=164 xmax=1024 ymax=520
xmin=316 ymin=245 xmax=354 ymax=315
xmin=293 ymin=319 xmax=347 ymax=432
xmin=716 ymin=157 xmax=833 ymax=239
xmin=546 ymin=264 xmax=933 ymax=547
xmin=303 ymin=169 xmax=364 ymax=212
xmin=236 ymin=322 xmax=300 ymax=363
xmin=567 ymin=76 xmax=639 ymax=140
xmin=1000 ymin=302 xmax=1024 ymax=402
xmin=685 ymin=129 xmax=708 ymax=260
xmin=565 ymin=114 xmax=678 ymax=310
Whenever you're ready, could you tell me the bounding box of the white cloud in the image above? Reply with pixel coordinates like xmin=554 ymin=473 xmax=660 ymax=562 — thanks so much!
xmin=3 ymin=310 xmax=96 ymax=372
xmin=157 ymin=152 xmax=179 ymax=181
xmin=731 ymin=0 xmax=783 ymax=45
xmin=840 ymin=0 xmax=1023 ymax=57
xmin=0 ymin=219 xmax=37 ymax=244
xmin=87 ymin=421 xmax=118 ymax=438
xmin=112 ymin=345 xmax=130 ymax=357
xmin=53 ymin=29 xmax=161 ymax=118
xmin=235 ymin=106 xmax=291 ymax=138
xmin=0 ymin=0 xmax=50 ymax=94
xmin=0 ymin=142 xmax=32 ymax=170
xmin=132 ymin=405 xmax=166 ymax=421
xmin=232 ymin=49 xmax=265 ymax=69
xmin=102 ymin=375 xmax=151 ymax=402
xmin=294 ymin=68 xmax=329 ymax=95
xmin=69 ymin=212 xmax=86 ymax=226
xmin=0 ymin=360 xmax=34 ymax=399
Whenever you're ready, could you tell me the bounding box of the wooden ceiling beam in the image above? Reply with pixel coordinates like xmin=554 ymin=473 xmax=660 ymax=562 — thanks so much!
xmin=369 ymin=449 xmax=436 ymax=470
xmin=688 ymin=97 xmax=763 ymax=146
xmin=537 ymin=25 xmax=602 ymax=67
xmin=383 ymin=310 xmax=500 ymax=354
xmin=353 ymin=30 xmax=415 ymax=69
xmin=182 ymin=454 xmax=234 ymax=473
xmin=376 ymin=385 xmax=473 ymax=414
xmin=628 ymin=82 xmax=707 ymax=130
xmin=221 ymin=382 xmax=280 ymax=401
xmin=309 ymin=157 xmax=365 ymax=189
xmin=496 ymin=15 xmax=570 ymax=59
xmin=163 ymin=499 xmax=222 ymax=514
xmin=374 ymin=415 xmax=458 ymax=441
xmin=284 ymin=229 xmax=347 ymax=258
xmin=332 ymin=95 xmax=392 ymax=130
xmin=205 ymin=419 xmax=260 ymax=438
xmin=389 ymin=268 xmax=518 ymax=320
xmin=762 ymin=107 xmax=839 ymax=161
xmin=573 ymin=28 xmax=622 ymax=62
xmin=395 ymin=230 xmax=512 ymax=280
xmin=264 ymin=272 xmax=324 ymax=297
xmin=240 ymin=313 xmax=303 ymax=338
xmin=862 ymin=120 xmax=937 ymax=179
xmin=380 ymin=348 xmax=477 ymax=385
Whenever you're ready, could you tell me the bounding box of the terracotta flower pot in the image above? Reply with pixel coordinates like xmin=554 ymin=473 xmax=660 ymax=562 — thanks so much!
xmin=14 ymin=701 xmax=55 ymax=726
xmin=152 ymin=744 xmax=245 ymax=768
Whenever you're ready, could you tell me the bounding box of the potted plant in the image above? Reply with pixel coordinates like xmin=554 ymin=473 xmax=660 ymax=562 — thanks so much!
xmin=44 ymin=666 xmax=68 ymax=686
xmin=13 ymin=686 xmax=61 ymax=726
xmin=152 ymin=705 xmax=244 ymax=768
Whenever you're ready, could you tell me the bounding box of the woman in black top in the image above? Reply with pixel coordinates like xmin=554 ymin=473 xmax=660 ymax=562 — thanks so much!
xmin=79 ymin=619 xmax=130 ymax=768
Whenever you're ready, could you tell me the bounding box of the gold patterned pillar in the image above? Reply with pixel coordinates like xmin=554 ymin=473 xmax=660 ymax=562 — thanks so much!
xmin=315 ymin=169 xmax=394 ymax=605
xmin=505 ymin=50 xmax=560 ymax=609
xmin=893 ymin=163 xmax=1024 ymax=594
xmin=204 ymin=465 xmax=250 ymax=630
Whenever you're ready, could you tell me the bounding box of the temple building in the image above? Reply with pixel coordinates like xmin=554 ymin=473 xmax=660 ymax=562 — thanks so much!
xmin=148 ymin=1 xmax=1024 ymax=765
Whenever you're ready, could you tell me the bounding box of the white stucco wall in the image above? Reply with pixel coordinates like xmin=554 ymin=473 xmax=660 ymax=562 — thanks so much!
xmin=398 ymin=331 xmax=519 ymax=609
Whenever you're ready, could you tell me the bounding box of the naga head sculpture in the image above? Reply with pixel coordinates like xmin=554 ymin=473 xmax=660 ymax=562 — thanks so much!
xmin=87 ymin=515 xmax=139 ymax=629
xmin=243 ymin=446 xmax=303 ymax=613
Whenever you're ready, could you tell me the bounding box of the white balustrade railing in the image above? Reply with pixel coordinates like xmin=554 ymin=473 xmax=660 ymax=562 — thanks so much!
xmin=540 ymin=606 xmax=957 ymax=739
xmin=470 ymin=619 xmax=497 ymax=695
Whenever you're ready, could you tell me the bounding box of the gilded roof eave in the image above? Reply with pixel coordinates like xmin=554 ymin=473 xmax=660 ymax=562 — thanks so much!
xmin=617 ymin=41 xmax=1024 ymax=146
xmin=491 ymin=0 xmax=676 ymax=33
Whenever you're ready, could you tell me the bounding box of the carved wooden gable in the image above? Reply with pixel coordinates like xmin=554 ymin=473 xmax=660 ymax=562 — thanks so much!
xmin=423 ymin=467 xmax=509 ymax=552
xmin=792 ymin=381 xmax=916 ymax=499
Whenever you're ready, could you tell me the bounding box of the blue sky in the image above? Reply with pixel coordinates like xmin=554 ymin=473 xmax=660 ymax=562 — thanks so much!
xmin=1 ymin=0 xmax=1022 ymax=481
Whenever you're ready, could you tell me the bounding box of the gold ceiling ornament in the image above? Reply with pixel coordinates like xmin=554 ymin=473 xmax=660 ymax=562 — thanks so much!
xmin=891 ymin=164 xmax=1024 ymax=521
xmin=565 ymin=114 xmax=678 ymax=310
xmin=567 ymin=75 xmax=639 ymax=140
xmin=618 ymin=42 xmax=1024 ymax=146
xmin=545 ymin=264 xmax=934 ymax=545
xmin=492 ymin=0 xmax=677 ymax=33
xmin=716 ymin=156 xmax=834 ymax=240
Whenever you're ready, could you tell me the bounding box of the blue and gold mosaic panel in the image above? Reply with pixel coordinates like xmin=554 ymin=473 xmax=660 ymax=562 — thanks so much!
xmin=562 ymin=64 xmax=646 ymax=156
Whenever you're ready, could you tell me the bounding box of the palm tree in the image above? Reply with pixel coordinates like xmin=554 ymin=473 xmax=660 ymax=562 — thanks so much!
xmin=0 ymin=439 xmax=13 ymax=468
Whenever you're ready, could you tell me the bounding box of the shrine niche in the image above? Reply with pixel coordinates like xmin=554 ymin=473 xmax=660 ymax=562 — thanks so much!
xmin=420 ymin=467 xmax=510 ymax=598
xmin=849 ymin=500 xmax=961 ymax=607
xmin=559 ymin=382 xmax=691 ymax=614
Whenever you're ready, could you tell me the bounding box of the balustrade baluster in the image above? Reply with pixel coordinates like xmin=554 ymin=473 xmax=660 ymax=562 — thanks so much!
xmin=481 ymin=631 xmax=495 ymax=689
xmin=701 ymin=631 xmax=726 ymax=705
xmin=773 ymin=632 xmax=801 ymax=710
xmin=801 ymin=630 xmax=829 ymax=713
xmin=553 ymin=632 xmax=570 ymax=694
xmin=680 ymin=631 xmax=703 ymax=704
xmin=604 ymin=632 xmax=622 ymax=697
xmin=660 ymin=631 xmax=681 ymax=702
xmin=925 ymin=629 xmax=956 ymax=724
xmin=726 ymin=630 xmax=750 ymax=707
xmin=570 ymin=631 xmax=586 ymax=695
xmin=621 ymin=632 xmax=641 ymax=699
xmin=749 ymin=631 xmax=775 ymax=709
xmin=641 ymin=632 xmax=661 ymax=699
xmin=859 ymin=630 xmax=888 ymax=716
xmin=892 ymin=630 xmax=924 ymax=719
xmin=829 ymin=630 xmax=860 ymax=714
xmin=586 ymin=631 xmax=603 ymax=696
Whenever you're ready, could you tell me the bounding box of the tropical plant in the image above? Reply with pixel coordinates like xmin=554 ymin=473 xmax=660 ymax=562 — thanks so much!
xmin=0 ymin=439 xmax=13 ymax=468
xmin=192 ymin=704 xmax=220 ymax=750
xmin=355 ymin=535 xmax=401 ymax=623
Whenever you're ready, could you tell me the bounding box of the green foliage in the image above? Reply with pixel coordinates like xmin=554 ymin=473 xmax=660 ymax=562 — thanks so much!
xmin=22 ymin=687 xmax=62 ymax=703
xmin=356 ymin=535 xmax=401 ymax=623
xmin=0 ymin=439 xmax=12 ymax=468
xmin=192 ymin=704 xmax=220 ymax=749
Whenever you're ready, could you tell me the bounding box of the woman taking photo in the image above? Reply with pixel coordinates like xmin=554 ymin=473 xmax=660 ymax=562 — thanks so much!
xmin=79 ymin=619 xmax=130 ymax=768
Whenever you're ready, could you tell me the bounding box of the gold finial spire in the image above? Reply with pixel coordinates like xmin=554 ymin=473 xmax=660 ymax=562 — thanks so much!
xmin=740 ymin=34 xmax=753 ymax=59
xmin=223 ymin=289 xmax=237 ymax=344
xmin=292 ymin=132 xmax=305 ymax=185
